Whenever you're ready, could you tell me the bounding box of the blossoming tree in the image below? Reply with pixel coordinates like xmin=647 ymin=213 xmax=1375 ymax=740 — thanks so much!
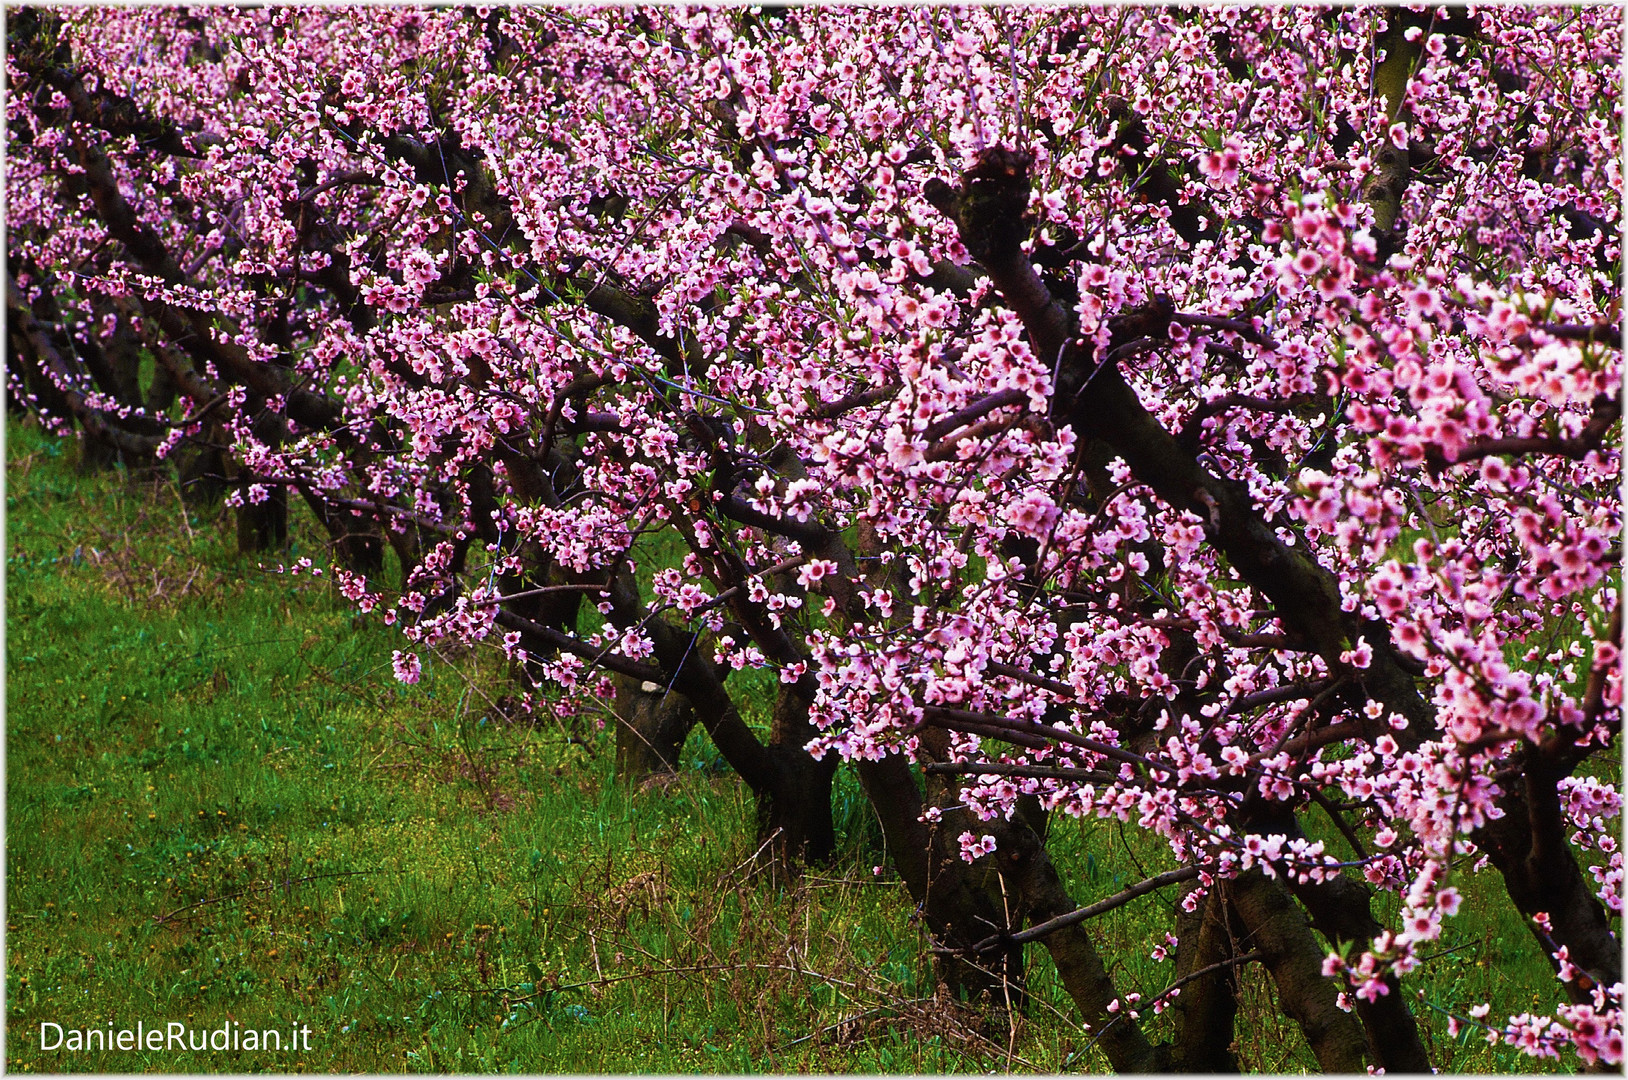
xmin=8 ymin=5 xmax=1620 ymax=1070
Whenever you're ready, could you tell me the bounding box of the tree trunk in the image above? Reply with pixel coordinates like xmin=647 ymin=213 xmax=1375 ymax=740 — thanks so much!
xmin=299 ymin=488 xmax=384 ymax=575
xmin=1477 ymin=748 xmax=1622 ymax=1000
xmin=855 ymin=753 xmax=1022 ymax=1003
xmin=998 ymin=809 xmax=1165 ymax=1072
xmin=1290 ymin=873 xmax=1432 ymax=1072
xmin=235 ymin=474 xmax=288 ymax=552
xmin=235 ymin=405 xmax=289 ymax=553
xmin=612 ymin=675 xmax=697 ymax=782
xmin=758 ymin=742 xmax=838 ymax=866
xmin=756 ymin=683 xmax=837 ymax=864
xmin=1227 ymin=871 xmax=1367 ymax=1072
xmin=1165 ymin=882 xmax=1241 ymax=1072
xmin=860 ymin=742 xmax=1167 ymax=1076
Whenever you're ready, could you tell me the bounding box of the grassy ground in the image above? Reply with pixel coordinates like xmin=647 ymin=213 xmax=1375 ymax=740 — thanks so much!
xmin=5 ymin=421 xmax=1582 ymax=1072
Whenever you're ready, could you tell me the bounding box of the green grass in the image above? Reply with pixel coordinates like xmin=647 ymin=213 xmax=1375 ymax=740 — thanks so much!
xmin=4 ymin=423 xmax=1048 ymax=1072
xmin=4 ymin=420 xmax=1591 ymax=1072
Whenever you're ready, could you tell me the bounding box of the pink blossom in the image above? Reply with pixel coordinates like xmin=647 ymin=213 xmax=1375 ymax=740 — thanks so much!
xmin=391 ymin=650 xmax=422 ymax=685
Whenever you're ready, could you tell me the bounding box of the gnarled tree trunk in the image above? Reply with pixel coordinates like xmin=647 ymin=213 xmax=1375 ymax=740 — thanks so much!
xmin=612 ymin=675 xmax=697 ymax=782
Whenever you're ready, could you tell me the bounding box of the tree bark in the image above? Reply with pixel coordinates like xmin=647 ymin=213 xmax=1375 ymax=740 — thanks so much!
xmin=999 ymin=814 xmax=1165 ymax=1072
xmin=612 ymin=676 xmax=697 ymax=782
xmin=758 ymin=684 xmax=838 ymax=864
xmin=855 ymin=753 xmax=1022 ymax=1003
xmin=1289 ymin=873 xmax=1432 ymax=1072
xmin=235 ymin=474 xmax=288 ymax=553
xmin=1165 ymin=882 xmax=1242 ymax=1072
xmin=1477 ymin=745 xmax=1622 ymax=1000
xmin=1228 ymin=871 xmax=1367 ymax=1072
xmin=298 ymin=488 xmax=385 ymax=575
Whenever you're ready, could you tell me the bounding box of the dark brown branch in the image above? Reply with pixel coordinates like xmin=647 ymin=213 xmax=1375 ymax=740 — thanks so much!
xmin=376 ymin=129 xmax=706 ymax=378
xmin=1141 ymin=615 xmax=1302 ymax=651
xmin=30 ymin=57 xmax=219 ymax=159
xmin=6 ymin=276 xmax=164 ymax=456
xmin=984 ymin=660 xmax=1076 ymax=699
xmin=1250 ymin=720 xmax=1369 ymax=767
xmin=1152 ymin=949 xmax=1265 ymax=1007
xmin=67 ymin=134 xmax=345 ymax=434
xmin=854 ymin=753 xmax=1025 ymax=1001
xmin=1164 ymin=883 xmax=1243 ymax=1071
xmin=1429 ymin=392 xmax=1620 ymax=469
xmin=1578 ymin=604 xmax=1622 ymax=729
xmin=1308 ymin=788 xmax=1369 ymax=860
xmin=715 ymin=494 xmax=832 ymax=547
xmin=913 ymin=258 xmax=981 ymax=298
xmin=493 ymin=608 xmax=668 ymax=686
xmin=1177 ymin=392 xmax=1319 ymax=450
xmin=557 ymin=410 xmax=624 ymax=434
xmin=931 ymin=146 xmax=1439 ymax=761
xmin=920 ymin=710 xmax=1052 ymax=751
xmin=1479 ymin=741 xmax=1623 ymax=1001
xmin=1170 ymin=312 xmax=1280 ymax=350
xmin=579 ymin=280 xmax=703 ymax=373
xmin=1001 ymin=815 xmax=1165 ymax=1071
xmin=922 ymin=386 xmax=1028 ymax=442
xmin=1526 ymin=322 xmax=1623 ymax=347
xmin=922 ymin=761 xmax=1121 ymax=785
xmin=1228 ymin=679 xmax=1336 ymax=715
xmin=292 ymin=492 xmax=455 ymax=535
xmin=927 ymin=413 xmax=1048 ymax=462
xmin=939 ymin=866 xmax=1202 ymax=955
xmin=808 ymin=380 xmax=900 ymax=420
xmin=920 ymin=705 xmax=1174 ymax=774
xmin=922 ymin=149 xmax=1073 ymax=363
xmin=297 ymin=170 xmax=383 ymax=202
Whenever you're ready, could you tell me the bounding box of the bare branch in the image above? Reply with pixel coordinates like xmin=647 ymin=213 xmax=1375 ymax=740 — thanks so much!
xmin=937 ymin=866 xmax=1202 ymax=955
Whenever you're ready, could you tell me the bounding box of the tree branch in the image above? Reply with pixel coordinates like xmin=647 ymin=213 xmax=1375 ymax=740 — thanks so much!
xmin=1429 ymin=392 xmax=1620 ymax=469
xmin=922 ymin=760 xmax=1122 ymax=785
xmin=938 ymin=866 xmax=1202 ymax=955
